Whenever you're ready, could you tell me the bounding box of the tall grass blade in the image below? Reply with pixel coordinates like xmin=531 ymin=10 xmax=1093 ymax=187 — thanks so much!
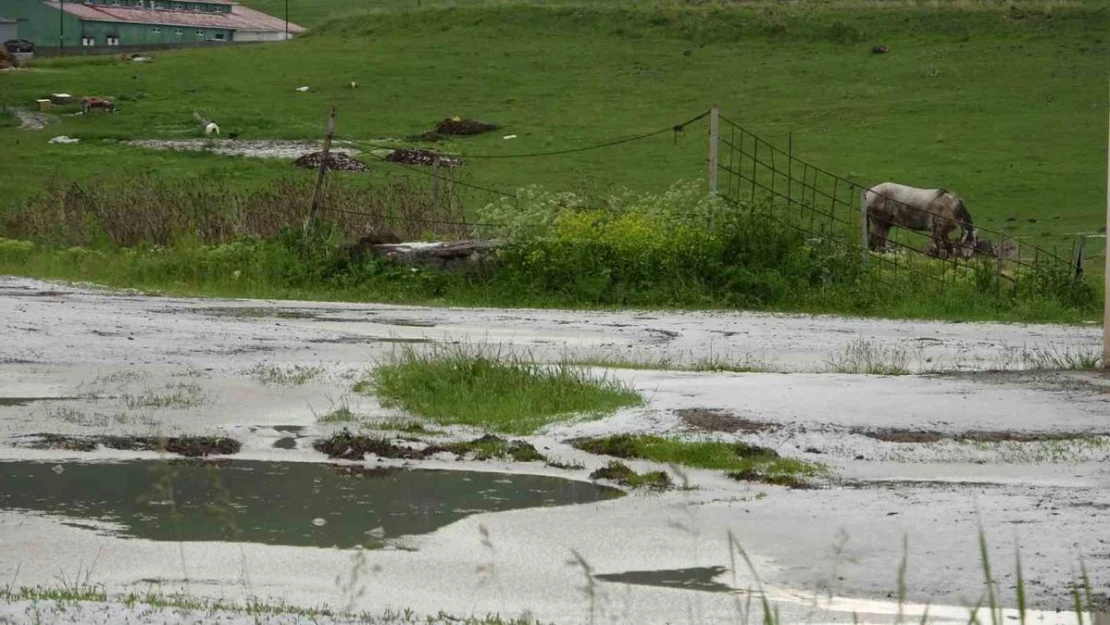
xmin=1014 ymin=546 xmax=1026 ymax=625
xmin=897 ymin=534 xmax=909 ymax=625
xmin=978 ymin=527 xmax=999 ymax=625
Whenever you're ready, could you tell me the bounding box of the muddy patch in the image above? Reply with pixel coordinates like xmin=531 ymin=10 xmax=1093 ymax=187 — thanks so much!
xmin=26 ymin=433 xmax=241 ymax=457
xmin=314 ymin=430 xmax=546 ymax=463
xmin=410 ymin=117 xmax=501 ymax=142
xmin=14 ymin=108 xmax=54 ymax=130
xmin=595 ymin=566 xmax=732 ymax=593
xmin=371 ymin=317 xmax=437 ymax=328
xmin=193 ymin=307 xmax=320 ymax=320
xmin=0 ymin=459 xmax=621 ymax=548
xmin=125 ymin=139 xmax=360 ymax=160
xmin=676 ymin=408 xmax=779 ymax=434
xmin=0 ymin=397 xmax=78 ymax=407
xmin=384 ymin=148 xmax=462 ymax=168
xmin=272 ymin=425 xmax=305 ymax=434
xmin=272 ymin=437 xmax=297 ymax=450
xmin=292 ymin=151 xmax=368 ymax=172
xmin=855 ymin=428 xmax=1107 ymax=444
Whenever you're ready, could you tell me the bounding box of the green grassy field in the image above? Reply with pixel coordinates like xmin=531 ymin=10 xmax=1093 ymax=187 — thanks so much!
xmin=1 ymin=1 xmax=1106 ymax=249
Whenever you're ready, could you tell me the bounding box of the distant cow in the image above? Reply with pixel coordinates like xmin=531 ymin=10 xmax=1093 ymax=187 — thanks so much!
xmin=863 ymin=182 xmax=977 ymax=259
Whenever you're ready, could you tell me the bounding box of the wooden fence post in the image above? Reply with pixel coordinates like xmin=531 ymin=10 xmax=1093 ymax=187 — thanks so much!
xmin=1075 ymin=235 xmax=1087 ymax=278
xmin=307 ymin=106 xmax=338 ymax=230
xmin=859 ymin=188 xmax=869 ymax=266
xmin=431 ymin=156 xmax=441 ymax=216
xmin=708 ymin=104 xmax=720 ymax=195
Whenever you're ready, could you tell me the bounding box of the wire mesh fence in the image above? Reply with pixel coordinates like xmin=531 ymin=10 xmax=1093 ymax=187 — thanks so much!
xmin=714 ymin=114 xmax=1083 ymax=293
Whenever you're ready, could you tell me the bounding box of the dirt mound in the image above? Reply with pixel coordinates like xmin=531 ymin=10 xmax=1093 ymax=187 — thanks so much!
xmin=313 ymin=429 xmax=547 ymax=463
xmin=436 ymin=117 xmax=500 ymax=136
xmin=410 ymin=117 xmax=501 ymax=142
xmin=385 ymin=148 xmax=462 ymax=168
xmin=293 ymin=151 xmax=368 ymax=172
xmin=29 ymin=434 xmax=241 ymax=457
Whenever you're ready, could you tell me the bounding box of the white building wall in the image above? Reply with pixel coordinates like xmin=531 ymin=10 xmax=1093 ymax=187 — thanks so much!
xmin=233 ymin=30 xmax=290 ymax=42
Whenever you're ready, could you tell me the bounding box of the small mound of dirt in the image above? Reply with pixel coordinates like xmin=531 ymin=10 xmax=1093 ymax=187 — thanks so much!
xmin=435 ymin=117 xmax=500 ymax=136
xmin=29 ymin=434 xmax=241 ymax=457
xmin=409 ymin=118 xmax=501 ymax=142
xmin=314 ymin=430 xmax=547 ymax=463
xmin=676 ymin=408 xmax=779 ymax=434
xmin=385 ymin=148 xmax=462 ymax=168
xmin=313 ymin=429 xmax=423 ymax=461
xmin=507 ymin=440 xmax=544 ymax=462
xmin=293 ymin=151 xmax=368 ymax=172
xmin=589 ymin=460 xmax=672 ymax=491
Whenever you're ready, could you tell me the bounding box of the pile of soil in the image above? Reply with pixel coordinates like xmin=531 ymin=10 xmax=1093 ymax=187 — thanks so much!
xmin=293 ymin=151 xmax=369 ymax=172
xmin=313 ymin=429 xmax=546 ymax=463
xmin=410 ymin=117 xmax=501 ymax=142
xmin=436 ymin=117 xmax=500 ymax=136
xmin=29 ymin=434 xmax=241 ymax=457
xmin=385 ymin=148 xmax=462 ymax=168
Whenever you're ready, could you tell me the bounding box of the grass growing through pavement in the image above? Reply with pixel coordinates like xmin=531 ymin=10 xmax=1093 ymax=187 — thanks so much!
xmin=362 ymin=346 xmax=642 ymax=435
xmin=573 ymin=434 xmax=826 ymax=487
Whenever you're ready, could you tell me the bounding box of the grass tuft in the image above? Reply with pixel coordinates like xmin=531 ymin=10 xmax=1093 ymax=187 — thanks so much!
xmin=362 ymin=345 xmax=642 ymax=435
xmin=588 ymin=460 xmax=673 ymax=491
xmin=827 ymin=340 xmax=913 ymax=375
xmin=572 ymin=434 xmax=824 ymax=487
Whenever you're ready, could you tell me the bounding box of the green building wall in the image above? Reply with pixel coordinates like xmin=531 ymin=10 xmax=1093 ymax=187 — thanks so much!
xmin=5 ymin=0 xmax=234 ymax=48
xmin=79 ymin=21 xmax=233 ymax=46
xmin=6 ymin=0 xmax=83 ymax=48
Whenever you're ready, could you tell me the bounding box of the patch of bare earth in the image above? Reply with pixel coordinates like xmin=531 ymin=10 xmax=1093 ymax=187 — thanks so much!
xmin=676 ymin=408 xmax=779 ymax=434
xmin=854 ymin=428 xmax=1107 ymax=444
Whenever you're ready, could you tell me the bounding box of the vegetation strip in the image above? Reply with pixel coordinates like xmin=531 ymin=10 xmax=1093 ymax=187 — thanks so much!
xmin=571 ymin=434 xmax=825 ymax=488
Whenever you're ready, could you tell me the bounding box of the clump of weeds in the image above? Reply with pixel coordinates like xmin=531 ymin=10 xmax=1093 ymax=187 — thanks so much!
xmin=589 ymin=460 xmax=672 ymax=491
xmin=247 ymin=363 xmax=326 ymax=386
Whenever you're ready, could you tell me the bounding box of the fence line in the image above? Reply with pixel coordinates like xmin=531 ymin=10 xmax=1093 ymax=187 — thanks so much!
xmin=300 ymin=106 xmax=1083 ymax=296
xmin=714 ymin=115 xmax=1079 ymax=290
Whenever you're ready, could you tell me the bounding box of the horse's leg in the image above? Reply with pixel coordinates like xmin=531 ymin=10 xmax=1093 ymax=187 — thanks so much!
xmin=874 ymin=220 xmax=892 ymax=253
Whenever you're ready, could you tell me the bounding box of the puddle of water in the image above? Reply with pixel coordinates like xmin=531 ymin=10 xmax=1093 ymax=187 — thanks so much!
xmin=271 ymin=425 xmax=305 ymax=434
xmin=0 ymin=397 xmax=76 ymax=407
xmin=273 ymin=437 xmax=297 ymax=450
xmin=0 ymin=460 xmax=621 ymax=548
xmin=594 ymin=566 xmax=733 ymax=593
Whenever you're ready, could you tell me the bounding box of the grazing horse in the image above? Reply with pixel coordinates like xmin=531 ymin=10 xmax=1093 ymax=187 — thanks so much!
xmin=863 ymin=182 xmax=977 ymax=259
